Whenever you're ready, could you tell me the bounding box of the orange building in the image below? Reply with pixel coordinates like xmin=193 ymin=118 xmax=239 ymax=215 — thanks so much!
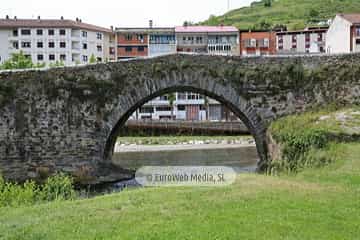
xmin=240 ymin=30 xmax=276 ymax=56
xmin=116 ymin=28 xmax=149 ymax=59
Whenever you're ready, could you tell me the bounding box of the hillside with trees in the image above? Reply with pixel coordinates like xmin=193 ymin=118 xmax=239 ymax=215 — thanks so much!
xmin=201 ymin=0 xmax=360 ymax=30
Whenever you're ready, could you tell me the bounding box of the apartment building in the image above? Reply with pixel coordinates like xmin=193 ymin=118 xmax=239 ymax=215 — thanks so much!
xmin=240 ymin=30 xmax=276 ymax=56
xmin=116 ymin=27 xmax=176 ymax=59
xmin=276 ymin=27 xmax=327 ymax=54
xmin=130 ymin=93 xmax=237 ymax=121
xmin=175 ymin=26 xmax=240 ymax=56
xmin=0 ymin=16 xmax=115 ymax=66
xmin=326 ymin=14 xmax=360 ymax=53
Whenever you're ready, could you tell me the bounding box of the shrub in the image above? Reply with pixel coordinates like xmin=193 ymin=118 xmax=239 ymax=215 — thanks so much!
xmin=41 ymin=173 xmax=76 ymax=201
xmin=0 ymin=173 xmax=76 ymax=208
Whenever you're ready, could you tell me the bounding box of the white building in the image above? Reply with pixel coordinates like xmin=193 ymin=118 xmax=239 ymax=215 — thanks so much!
xmin=130 ymin=93 xmax=237 ymax=122
xmin=0 ymin=16 xmax=115 ymax=66
xmin=326 ymin=14 xmax=360 ymax=54
xmin=276 ymin=27 xmax=327 ymax=54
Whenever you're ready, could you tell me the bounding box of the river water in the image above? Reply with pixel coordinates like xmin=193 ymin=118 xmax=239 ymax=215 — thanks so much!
xmin=112 ymin=145 xmax=259 ymax=173
xmin=91 ymin=145 xmax=259 ymax=194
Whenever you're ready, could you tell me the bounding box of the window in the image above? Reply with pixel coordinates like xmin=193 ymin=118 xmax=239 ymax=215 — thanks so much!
xmin=83 ymin=43 xmax=87 ymax=50
xmin=96 ymin=32 xmax=102 ymax=40
xmin=49 ymin=54 xmax=55 ymax=61
xmin=82 ymin=31 xmax=87 ymax=37
xmin=156 ymin=106 xmax=172 ymax=112
xmin=21 ymin=29 xmax=31 ymax=35
xmin=97 ymin=45 xmax=102 ymax=52
xmin=356 ymin=27 xmax=360 ymax=37
xmin=60 ymin=42 xmax=66 ymax=48
xmin=82 ymin=55 xmax=88 ymax=62
xmin=292 ymin=35 xmax=297 ymax=43
xmin=263 ymin=38 xmax=269 ymax=47
xmin=356 ymin=39 xmax=360 ymax=45
xmin=49 ymin=42 xmax=55 ymax=48
xmin=24 ymin=55 xmax=31 ymax=59
xmin=37 ymin=29 xmax=43 ymax=35
xmin=126 ymin=34 xmax=132 ymax=41
xmin=37 ymin=42 xmax=43 ymax=48
xmin=21 ymin=41 xmax=31 ymax=48
xmin=13 ymin=30 xmax=18 ymax=37
xmin=125 ymin=46 xmax=132 ymax=52
xmin=177 ymin=105 xmax=186 ymax=111
xmin=59 ymin=29 xmax=66 ymax=35
xmin=48 ymin=29 xmax=54 ymax=35
xmin=12 ymin=41 xmax=19 ymax=49
xmin=37 ymin=54 xmax=44 ymax=61
xmin=305 ymin=33 xmax=310 ymax=42
xmin=140 ymin=107 xmax=154 ymax=114
xmin=138 ymin=46 xmax=145 ymax=52
xmin=97 ymin=57 xmax=102 ymax=62
xmin=250 ymin=39 xmax=257 ymax=47
xmin=137 ymin=34 xmax=144 ymax=42
xmin=60 ymin=54 xmax=66 ymax=61
xmin=318 ymin=33 xmax=323 ymax=41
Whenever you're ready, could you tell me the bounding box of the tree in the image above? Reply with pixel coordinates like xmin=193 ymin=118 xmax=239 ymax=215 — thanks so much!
xmin=1 ymin=51 xmax=34 ymax=70
xmin=264 ymin=0 xmax=272 ymax=7
xmin=167 ymin=93 xmax=176 ymax=120
xmin=89 ymin=54 xmax=97 ymax=64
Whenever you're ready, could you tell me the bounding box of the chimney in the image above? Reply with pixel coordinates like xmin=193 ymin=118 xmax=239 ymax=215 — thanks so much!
xmin=76 ymin=17 xmax=79 ymax=22
xmin=110 ymin=25 xmax=114 ymax=31
xmin=79 ymin=19 xmax=82 ymax=23
xmin=6 ymin=15 xmax=9 ymax=20
xmin=14 ymin=16 xmax=17 ymax=20
xmin=149 ymin=19 xmax=153 ymax=28
xmin=37 ymin=16 xmax=41 ymax=20
xmin=60 ymin=16 xmax=64 ymax=20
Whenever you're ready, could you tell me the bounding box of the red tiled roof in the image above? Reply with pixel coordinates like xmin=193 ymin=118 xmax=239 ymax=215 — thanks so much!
xmin=175 ymin=26 xmax=238 ymax=33
xmin=339 ymin=14 xmax=360 ymax=24
xmin=0 ymin=18 xmax=112 ymax=33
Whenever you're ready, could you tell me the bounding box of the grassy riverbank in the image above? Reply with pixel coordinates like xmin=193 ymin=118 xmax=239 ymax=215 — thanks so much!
xmin=0 ymin=143 xmax=359 ymax=239
xmin=1 ymin=106 xmax=359 ymax=239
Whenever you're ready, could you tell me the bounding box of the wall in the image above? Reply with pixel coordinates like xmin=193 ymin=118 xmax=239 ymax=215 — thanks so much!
xmin=0 ymin=54 xmax=359 ymax=183
xmin=326 ymin=15 xmax=352 ymax=53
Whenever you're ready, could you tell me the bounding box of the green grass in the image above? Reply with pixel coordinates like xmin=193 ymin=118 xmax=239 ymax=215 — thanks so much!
xmin=201 ymin=0 xmax=360 ymax=30
xmin=1 ymin=107 xmax=360 ymax=239
xmin=0 ymin=143 xmax=360 ymax=239
xmin=117 ymin=135 xmax=253 ymax=145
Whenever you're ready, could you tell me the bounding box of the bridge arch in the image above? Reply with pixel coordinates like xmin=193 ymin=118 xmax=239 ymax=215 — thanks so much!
xmin=103 ymin=81 xmax=268 ymax=171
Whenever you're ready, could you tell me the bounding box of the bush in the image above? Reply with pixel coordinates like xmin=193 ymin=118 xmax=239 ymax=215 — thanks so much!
xmin=0 ymin=173 xmax=76 ymax=208
xmin=41 ymin=173 xmax=76 ymax=201
xmin=0 ymin=180 xmax=39 ymax=207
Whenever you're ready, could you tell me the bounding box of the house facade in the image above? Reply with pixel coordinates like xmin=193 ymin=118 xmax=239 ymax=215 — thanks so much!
xmin=240 ymin=30 xmax=276 ymax=56
xmin=116 ymin=27 xmax=176 ymax=59
xmin=326 ymin=14 xmax=360 ymax=53
xmin=276 ymin=27 xmax=327 ymax=54
xmin=175 ymin=26 xmax=240 ymax=56
xmin=130 ymin=93 xmax=237 ymax=121
xmin=0 ymin=16 xmax=115 ymax=66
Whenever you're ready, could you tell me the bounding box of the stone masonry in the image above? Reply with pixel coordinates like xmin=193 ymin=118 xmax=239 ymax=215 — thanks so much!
xmin=0 ymin=53 xmax=359 ymax=182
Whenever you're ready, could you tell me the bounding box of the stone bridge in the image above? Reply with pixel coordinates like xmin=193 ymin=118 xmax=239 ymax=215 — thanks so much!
xmin=0 ymin=54 xmax=359 ymax=183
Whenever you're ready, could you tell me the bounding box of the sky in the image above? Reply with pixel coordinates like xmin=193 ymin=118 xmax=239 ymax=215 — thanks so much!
xmin=1 ymin=0 xmax=253 ymax=28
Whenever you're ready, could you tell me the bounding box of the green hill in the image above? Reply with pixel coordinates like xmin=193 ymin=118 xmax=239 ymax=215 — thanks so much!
xmin=201 ymin=0 xmax=360 ymax=30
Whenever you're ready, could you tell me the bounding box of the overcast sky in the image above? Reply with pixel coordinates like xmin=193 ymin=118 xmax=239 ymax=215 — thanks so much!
xmin=1 ymin=0 xmax=253 ymax=28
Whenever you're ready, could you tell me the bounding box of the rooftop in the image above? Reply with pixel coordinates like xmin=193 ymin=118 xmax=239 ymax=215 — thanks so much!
xmin=339 ymin=13 xmax=360 ymax=24
xmin=115 ymin=27 xmax=175 ymax=33
xmin=175 ymin=26 xmax=238 ymax=33
xmin=0 ymin=17 xmax=112 ymax=33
